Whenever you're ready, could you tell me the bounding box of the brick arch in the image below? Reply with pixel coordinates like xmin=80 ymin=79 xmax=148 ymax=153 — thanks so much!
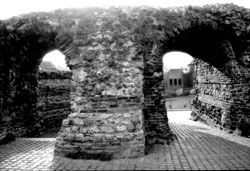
xmin=142 ymin=20 xmax=249 ymax=144
xmin=165 ymin=28 xmax=228 ymax=68
xmin=38 ymin=48 xmax=73 ymax=133
xmin=24 ymin=35 xmax=76 ymax=136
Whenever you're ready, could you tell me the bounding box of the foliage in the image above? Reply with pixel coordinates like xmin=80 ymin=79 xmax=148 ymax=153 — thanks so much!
xmin=131 ymin=4 xmax=250 ymax=57
xmin=176 ymin=88 xmax=183 ymax=96
xmin=39 ymin=61 xmax=57 ymax=70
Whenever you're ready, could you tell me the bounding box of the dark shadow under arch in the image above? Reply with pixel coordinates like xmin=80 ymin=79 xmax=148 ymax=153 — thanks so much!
xmin=163 ymin=23 xmax=233 ymax=69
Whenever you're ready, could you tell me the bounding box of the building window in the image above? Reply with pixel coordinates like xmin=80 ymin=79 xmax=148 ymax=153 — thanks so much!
xmin=178 ymin=79 xmax=182 ymax=85
xmin=170 ymin=79 xmax=173 ymax=86
xmin=174 ymin=79 xmax=177 ymax=86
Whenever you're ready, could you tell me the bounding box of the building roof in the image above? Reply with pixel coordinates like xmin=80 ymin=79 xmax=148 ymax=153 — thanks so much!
xmin=167 ymin=68 xmax=183 ymax=74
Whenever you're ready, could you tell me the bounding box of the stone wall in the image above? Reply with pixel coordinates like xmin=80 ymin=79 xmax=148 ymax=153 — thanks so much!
xmin=0 ymin=70 xmax=72 ymax=144
xmin=38 ymin=70 xmax=72 ymax=131
xmin=143 ymin=52 xmax=175 ymax=148
xmin=191 ymin=58 xmax=234 ymax=129
xmin=192 ymin=50 xmax=250 ymax=136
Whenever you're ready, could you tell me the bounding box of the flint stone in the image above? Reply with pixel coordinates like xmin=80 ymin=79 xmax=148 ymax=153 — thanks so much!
xmin=116 ymin=133 xmax=123 ymax=139
xmin=117 ymin=125 xmax=127 ymax=132
xmin=71 ymin=126 xmax=79 ymax=133
xmin=121 ymin=119 xmax=131 ymax=125
xmin=74 ymin=118 xmax=84 ymax=125
xmin=75 ymin=133 xmax=84 ymax=139
xmin=105 ymin=134 xmax=115 ymax=140
xmin=62 ymin=119 xmax=69 ymax=126
xmin=124 ymin=113 xmax=131 ymax=118
xmin=64 ymin=127 xmax=71 ymax=132
xmin=101 ymin=126 xmax=114 ymax=133
xmin=78 ymin=113 xmax=88 ymax=118
xmin=68 ymin=113 xmax=78 ymax=118
xmin=101 ymin=114 xmax=112 ymax=119
xmin=79 ymin=127 xmax=88 ymax=133
xmin=89 ymin=126 xmax=100 ymax=133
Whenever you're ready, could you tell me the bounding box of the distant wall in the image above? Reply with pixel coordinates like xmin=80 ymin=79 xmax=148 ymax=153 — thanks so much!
xmin=38 ymin=70 xmax=72 ymax=131
xmin=192 ymin=52 xmax=250 ymax=136
xmin=192 ymin=58 xmax=233 ymax=129
xmin=164 ymin=68 xmax=195 ymax=97
xmin=0 ymin=70 xmax=72 ymax=144
xmin=166 ymin=96 xmax=193 ymax=111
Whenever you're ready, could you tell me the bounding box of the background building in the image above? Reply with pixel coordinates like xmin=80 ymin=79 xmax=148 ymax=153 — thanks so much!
xmin=164 ymin=61 xmax=195 ymax=97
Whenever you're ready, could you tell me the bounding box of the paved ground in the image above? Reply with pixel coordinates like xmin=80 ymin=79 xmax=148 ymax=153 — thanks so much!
xmin=0 ymin=111 xmax=250 ymax=170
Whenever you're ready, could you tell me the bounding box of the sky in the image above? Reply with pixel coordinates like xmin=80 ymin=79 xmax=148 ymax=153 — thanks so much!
xmin=42 ymin=50 xmax=69 ymax=70
xmin=163 ymin=52 xmax=193 ymax=72
xmin=1 ymin=0 xmax=249 ymax=70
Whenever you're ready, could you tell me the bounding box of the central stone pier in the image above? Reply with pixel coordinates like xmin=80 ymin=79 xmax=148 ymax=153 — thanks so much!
xmin=54 ymin=102 xmax=144 ymax=160
xmin=54 ymin=64 xmax=145 ymax=160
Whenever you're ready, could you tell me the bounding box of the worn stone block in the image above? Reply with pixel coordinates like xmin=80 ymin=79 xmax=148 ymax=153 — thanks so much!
xmin=116 ymin=125 xmax=127 ymax=132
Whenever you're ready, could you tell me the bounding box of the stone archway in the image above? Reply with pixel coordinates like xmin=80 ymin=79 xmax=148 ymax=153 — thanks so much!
xmin=0 ymin=4 xmax=249 ymax=159
xmin=38 ymin=49 xmax=72 ymax=135
xmin=143 ymin=24 xmax=238 ymax=146
xmin=136 ymin=4 xmax=250 ymax=152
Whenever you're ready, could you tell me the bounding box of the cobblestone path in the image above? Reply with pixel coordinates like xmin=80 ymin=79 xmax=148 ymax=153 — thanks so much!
xmin=0 ymin=111 xmax=250 ymax=170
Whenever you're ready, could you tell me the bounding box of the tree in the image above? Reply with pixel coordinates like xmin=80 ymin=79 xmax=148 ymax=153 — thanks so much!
xmin=39 ymin=61 xmax=58 ymax=70
xmin=176 ymin=88 xmax=183 ymax=96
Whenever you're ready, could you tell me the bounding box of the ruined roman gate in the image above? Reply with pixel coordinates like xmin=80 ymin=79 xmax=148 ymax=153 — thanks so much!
xmin=0 ymin=4 xmax=249 ymax=160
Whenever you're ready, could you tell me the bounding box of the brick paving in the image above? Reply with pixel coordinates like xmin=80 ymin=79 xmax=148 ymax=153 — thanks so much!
xmin=0 ymin=111 xmax=250 ymax=170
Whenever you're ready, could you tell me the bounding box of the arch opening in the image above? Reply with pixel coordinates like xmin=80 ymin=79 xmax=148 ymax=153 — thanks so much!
xmin=165 ymin=25 xmax=230 ymax=70
xmin=37 ymin=49 xmax=72 ymax=137
xmin=40 ymin=50 xmax=70 ymax=71
xmin=143 ymin=22 xmax=242 ymax=149
xmin=148 ymin=18 xmax=250 ymax=142
xmin=163 ymin=51 xmax=195 ymax=122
